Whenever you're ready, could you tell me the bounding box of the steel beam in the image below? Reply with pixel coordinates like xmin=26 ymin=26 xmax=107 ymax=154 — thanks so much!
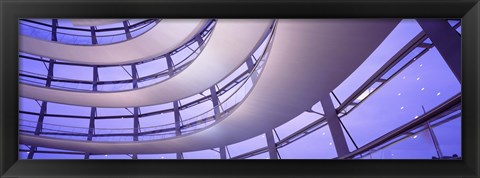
xmin=51 ymin=19 xmax=58 ymax=42
xmin=427 ymin=121 xmax=444 ymax=158
xmin=166 ymin=54 xmax=174 ymax=76
xmin=265 ymin=130 xmax=278 ymax=159
xmin=28 ymin=59 xmax=55 ymax=159
xmin=123 ymin=21 xmax=133 ymax=40
xmin=321 ymin=96 xmax=350 ymax=157
xmin=209 ymin=86 xmax=227 ymax=159
xmin=336 ymin=32 xmax=428 ymax=113
xmin=209 ymin=86 xmax=221 ymax=119
xmin=219 ymin=147 xmax=227 ymax=159
xmin=245 ymin=57 xmax=258 ymax=82
xmin=166 ymin=53 xmax=183 ymax=159
xmin=84 ymin=66 xmax=99 ymax=159
xmin=417 ymin=19 xmax=461 ymax=82
xmin=131 ymin=64 xmax=140 ymax=159
xmin=90 ymin=26 xmax=98 ymax=45
xmin=196 ymin=33 xmax=204 ymax=46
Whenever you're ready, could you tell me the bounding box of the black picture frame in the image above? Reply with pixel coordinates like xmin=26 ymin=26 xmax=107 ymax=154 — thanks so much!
xmin=1 ymin=0 xmax=479 ymax=177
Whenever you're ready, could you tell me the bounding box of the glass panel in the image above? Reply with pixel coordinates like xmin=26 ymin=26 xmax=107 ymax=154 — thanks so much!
xmin=97 ymin=107 xmax=133 ymax=117
xmin=137 ymin=153 xmax=176 ymax=159
xmin=361 ymin=129 xmax=438 ymax=159
xmin=180 ymin=99 xmax=214 ymax=119
xmin=228 ymin=134 xmax=266 ymax=157
xmin=139 ymin=112 xmax=174 ymax=128
xmin=275 ymin=111 xmax=320 ymax=138
xmin=341 ymin=46 xmax=460 ymax=147
xmin=432 ymin=117 xmax=461 ymax=157
xmin=98 ymin=66 xmax=132 ymax=81
xmin=89 ymin=154 xmax=131 ymax=159
xmin=136 ymin=58 xmax=168 ymax=78
xmin=47 ymin=102 xmax=91 ymax=116
xmin=334 ymin=19 xmax=423 ymax=103
xmin=19 ymin=97 xmax=41 ymax=113
xmin=217 ymin=63 xmax=248 ymax=89
xmin=246 ymin=152 xmax=269 ymax=159
xmin=19 ymin=57 xmax=49 ymax=76
xmin=140 ymin=103 xmax=172 ymax=113
xmin=53 ymin=64 xmax=92 ymax=81
xmin=183 ymin=149 xmax=220 ymax=159
xmin=277 ymin=125 xmax=337 ymax=159
xmin=33 ymin=153 xmax=85 ymax=159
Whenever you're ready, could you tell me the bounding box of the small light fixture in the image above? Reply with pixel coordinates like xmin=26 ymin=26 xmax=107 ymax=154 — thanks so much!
xmin=400 ymin=106 xmax=404 ymax=110
xmin=437 ymin=92 xmax=441 ymax=96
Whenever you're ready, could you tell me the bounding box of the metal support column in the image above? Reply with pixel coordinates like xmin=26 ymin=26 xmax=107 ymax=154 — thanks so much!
xmin=209 ymin=86 xmax=221 ymax=119
xmin=417 ymin=19 xmax=461 ymax=82
xmin=90 ymin=26 xmax=98 ymax=45
xmin=265 ymin=130 xmax=279 ymax=159
xmin=166 ymin=54 xmax=175 ymax=76
xmin=173 ymin=101 xmax=183 ymax=159
xmin=84 ymin=66 xmax=99 ymax=159
xmin=209 ymin=86 xmax=227 ymax=159
xmin=219 ymin=147 xmax=227 ymax=159
xmin=166 ymin=54 xmax=183 ymax=159
xmin=131 ymin=64 xmax=140 ymax=159
xmin=196 ymin=33 xmax=204 ymax=46
xmin=123 ymin=21 xmax=132 ymax=40
xmin=28 ymin=59 xmax=55 ymax=159
xmin=245 ymin=57 xmax=258 ymax=82
xmin=321 ymin=96 xmax=350 ymax=157
xmin=51 ymin=19 xmax=58 ymax=42
xmin=427 ymin=121 xmax=444 ymax=158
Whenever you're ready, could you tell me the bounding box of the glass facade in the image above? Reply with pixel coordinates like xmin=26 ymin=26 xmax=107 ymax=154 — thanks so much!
xmin=18 ymin=19 xmax=461 ymax=159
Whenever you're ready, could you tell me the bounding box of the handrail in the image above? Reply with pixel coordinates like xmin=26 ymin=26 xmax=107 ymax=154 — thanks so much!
xmin=20 ymin=19 xmax=157 ymax=38
xmin=21 ymin=19 xmax=155 ymax=32
xmin=20 ymin=19 xmax=159 ymax=46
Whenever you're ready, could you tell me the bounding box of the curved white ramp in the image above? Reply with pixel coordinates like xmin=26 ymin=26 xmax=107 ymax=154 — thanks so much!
xmin=19 ymin=20 xmax=274 ymax=108
xmin=69 ymin=19 xmax=127 ymax=27
xmin=19 ymin=19 xmax=400 ymax=154
xmin=20 ymin=19 xmax=207 ymax=65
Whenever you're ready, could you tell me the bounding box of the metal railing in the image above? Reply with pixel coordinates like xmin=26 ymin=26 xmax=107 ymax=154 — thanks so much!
xmin=19 ymin=20 xmax=216 ymax=92
xmin=20 ymin=19 xmax=158 ymax=45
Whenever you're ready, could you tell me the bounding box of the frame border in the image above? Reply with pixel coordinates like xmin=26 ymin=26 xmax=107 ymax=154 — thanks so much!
xmin=1 ymin=0 xmax=479 ymax=177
